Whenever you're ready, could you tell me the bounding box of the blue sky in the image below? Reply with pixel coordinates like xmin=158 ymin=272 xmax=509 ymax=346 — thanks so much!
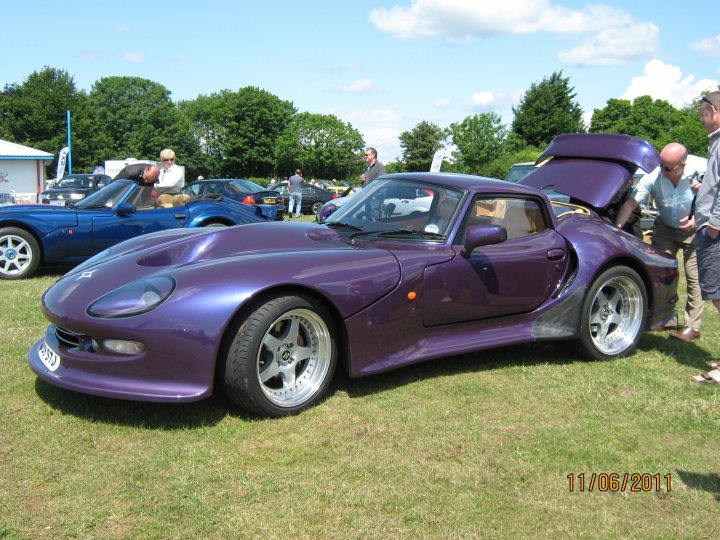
xmin=2 ymin=0 xmax=719 ymax=162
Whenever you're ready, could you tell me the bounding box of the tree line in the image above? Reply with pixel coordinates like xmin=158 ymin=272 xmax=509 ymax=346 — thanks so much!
xmin=0 ymin=67 xmax=715 ymax=184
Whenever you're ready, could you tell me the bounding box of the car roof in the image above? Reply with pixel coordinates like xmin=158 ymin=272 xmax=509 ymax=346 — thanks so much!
xmin=380 ymin=172 xmax=543 ymax=197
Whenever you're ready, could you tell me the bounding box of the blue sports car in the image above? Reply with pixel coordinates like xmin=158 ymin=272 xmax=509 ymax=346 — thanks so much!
xmin=0 ymin=179 xmax=267 ymax=279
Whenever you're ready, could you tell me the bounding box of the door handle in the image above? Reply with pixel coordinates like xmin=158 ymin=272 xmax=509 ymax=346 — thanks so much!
xmin=547 ymin=248 xmax=565 ymax=260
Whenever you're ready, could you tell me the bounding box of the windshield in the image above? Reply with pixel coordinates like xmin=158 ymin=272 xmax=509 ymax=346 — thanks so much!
xmin=325 ymin=177 xmax=466 ymax=239
xmin=74 ymin=181 xmax=135 ymax=209
xmin=57 ymin=176 xmax=91 ymax=189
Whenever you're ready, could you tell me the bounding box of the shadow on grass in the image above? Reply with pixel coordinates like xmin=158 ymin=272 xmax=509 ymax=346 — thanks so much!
xmin=676 ymin=469 xmax=720 ymax=501
xmin=335 ymin=341 xmax=579 ymax=400
xmin=636 ymin=331 xmax=712 ymax=370
xmin=33 ymin=378 xmax=255 ymax=428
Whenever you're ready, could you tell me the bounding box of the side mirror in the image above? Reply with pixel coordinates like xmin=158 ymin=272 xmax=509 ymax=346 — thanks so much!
xmin=461 ymin=225 xmax=507 ymax=258
xmin=116 ymin=202 xmax=136 ymax=216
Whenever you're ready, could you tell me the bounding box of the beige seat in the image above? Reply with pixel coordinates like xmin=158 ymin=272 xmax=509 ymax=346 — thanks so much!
xmin=503 ymin=204 xmax=543 ymax=239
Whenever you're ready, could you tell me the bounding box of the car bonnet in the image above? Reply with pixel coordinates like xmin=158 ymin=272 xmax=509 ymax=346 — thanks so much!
xmin=520 ymin=133 xmax=660 ymax=209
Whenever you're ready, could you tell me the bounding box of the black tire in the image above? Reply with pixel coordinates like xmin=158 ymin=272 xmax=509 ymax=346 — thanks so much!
xmin=577 ymin=266 xmax=647 ymax=360
xmin=203 ymin=222 xmax=227 ymax=228
xmin=220 ymin=294 xmax=337 ymax=417
xmin=311 ymin=201 xmax=324 ymax=215
xmin=0 ymin=227 xmax=41 ymax=280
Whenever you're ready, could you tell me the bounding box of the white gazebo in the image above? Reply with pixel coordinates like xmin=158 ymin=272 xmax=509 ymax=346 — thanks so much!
xmin=0 ymin=139 xmax=53 ymax=202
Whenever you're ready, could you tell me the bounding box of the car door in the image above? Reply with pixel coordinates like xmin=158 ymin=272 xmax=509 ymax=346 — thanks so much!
xmin=88 ymin=186 xmax=190 ymax=252
xmin=423 ymin=195 xmax=569 ymax=327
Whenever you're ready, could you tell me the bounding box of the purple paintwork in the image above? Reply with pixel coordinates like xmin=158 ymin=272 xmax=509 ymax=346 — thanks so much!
xmin=28 ymin=134 xmax=678 ymax=415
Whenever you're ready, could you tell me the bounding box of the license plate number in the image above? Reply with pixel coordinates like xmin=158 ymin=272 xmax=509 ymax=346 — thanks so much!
xmin=49 ymin=200 xmax=65 ymax=206
xmin=265 ymin=198 xmax=276 ymax=204
xmin=39 ymin=341 xmax=61 ymax=372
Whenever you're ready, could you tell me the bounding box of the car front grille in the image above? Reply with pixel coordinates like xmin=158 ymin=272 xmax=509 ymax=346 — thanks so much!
xmin=54 ymin=326 xmax=82 ymax=348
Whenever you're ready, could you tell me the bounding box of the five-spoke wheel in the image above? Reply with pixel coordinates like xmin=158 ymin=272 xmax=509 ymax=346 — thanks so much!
xmin=220 ymin=294 xmax=337 ymax=417
xmin=578 ymin=266 xmax=647 ymax=359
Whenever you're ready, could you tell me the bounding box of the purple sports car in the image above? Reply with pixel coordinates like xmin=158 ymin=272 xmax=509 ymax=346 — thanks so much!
xmin=29 ymin=134 xmax=678 ymax=417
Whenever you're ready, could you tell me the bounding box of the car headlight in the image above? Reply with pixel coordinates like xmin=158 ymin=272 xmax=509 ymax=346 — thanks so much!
xmin=70 ymin=193 xmax=85 ymax=200
xmin=87 ymin=276 xmax=176 ymax=318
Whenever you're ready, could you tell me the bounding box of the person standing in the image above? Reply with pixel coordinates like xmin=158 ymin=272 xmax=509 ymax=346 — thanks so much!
xmin=615 ymin=143 xmax=704 ymax=341
xmin=691 ymin=91 xmax=720 ymax=384
xmin=361 ymin=147 xmax=385 ymax=187
xmin=288 ymin=169 xmax=304 ymax=218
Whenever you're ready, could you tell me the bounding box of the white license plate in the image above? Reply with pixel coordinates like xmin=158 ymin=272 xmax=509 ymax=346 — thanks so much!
xmin=49 ymin=200 xmax=65 ymax=206
xmin=39 ymin=341 xmax=61 ymax=372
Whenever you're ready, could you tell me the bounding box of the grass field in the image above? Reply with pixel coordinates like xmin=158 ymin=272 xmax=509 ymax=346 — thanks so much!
xmin=1 ymin=228 xmax=719 ymax=538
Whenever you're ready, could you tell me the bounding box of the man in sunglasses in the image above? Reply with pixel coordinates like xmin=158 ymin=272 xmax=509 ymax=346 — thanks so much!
xmin=690 ymin=91 xmax=720 ymax=384
xmin=616 ymin=142 xmax=704 ymax=341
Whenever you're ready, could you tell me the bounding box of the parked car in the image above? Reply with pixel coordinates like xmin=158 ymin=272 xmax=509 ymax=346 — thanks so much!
xmin=0 ymin=179 xmax=267 ymax=280
xmin=268 ymin=181 xmax=335 ymax=214
xmin=326 ymin=185 xmax=356 ymax=197
xmin=182 ymin=178 xmax=285 ymax=220
xmin=316 ymin=186 xmax=361 ymax=222
xmin=0 ymin=190 xmax=17 ymax=207
xmin=39 ymin=173 xmax=111 ymax=205
xmin=28 ymin=134 xmax=678 ymax=418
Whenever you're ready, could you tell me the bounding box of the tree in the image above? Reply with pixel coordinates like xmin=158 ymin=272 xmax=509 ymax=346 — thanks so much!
xmin=182 ymin=87 xmax=296 ymax=178
xmin=590 ymin=96 xmax=708 ymax=156
xmin=512 ymin=71 xmax=584 ymax=148
xmin=274 ymin=112 xmax=364 ymax=180
xmin=88 ymin=76 xmax=201 ymax=176
xmin=0 ymin=67 xmax=104 ymax=173
xmin=399 ymin=121 xmax=445 ymax=172
xmin=447 ymin=112 xmax=510 ymax=175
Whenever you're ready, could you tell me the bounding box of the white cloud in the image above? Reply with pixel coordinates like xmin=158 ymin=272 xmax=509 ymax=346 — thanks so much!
xmin=80 ymin=50 xmax=102 ymax=61
xmin=558 ymin=22 xmax=658 ymax=66
xmin=336 ymin=108 xmax=405 ymax=161
xmin=369 ymin=0 xmax=632 ymax=42
xmin=433 ymin=97 xmax=452 ymax=108
xmin=621 ymin=59 xmax=719 ymax=108
xmin=692 ymin=34 xmax=720 ymax=57
xmin=123 ymin=52 xmax=144 ymax=63
xmin=116 ymin=23 xmax=132 ymax=33
xmin=470 ymin=91 xmax=498 ymax=107
xmin=338 ymin=79 xmax=383 ymax=93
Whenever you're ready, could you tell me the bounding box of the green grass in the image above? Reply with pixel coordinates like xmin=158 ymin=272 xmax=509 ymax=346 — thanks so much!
xmin=1 ymin=252 xmax=719 ymax=538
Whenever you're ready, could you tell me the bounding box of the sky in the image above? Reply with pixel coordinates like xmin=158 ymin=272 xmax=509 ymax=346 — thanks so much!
xmin=2 ymin=0 xmax=719 ymax=164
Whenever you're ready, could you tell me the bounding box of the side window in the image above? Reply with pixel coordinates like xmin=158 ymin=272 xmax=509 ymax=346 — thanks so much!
xmin=463 ymin=197 xmax=546 ymax=241
xmin=185 ymin=183 xmax=201 ymax=196
xmin=205 ymin=182 xmax=223 ymax=195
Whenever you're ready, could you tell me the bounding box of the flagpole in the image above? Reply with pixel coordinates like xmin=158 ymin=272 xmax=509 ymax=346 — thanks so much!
xmin=66 ymin=110 xmax=72 ymax=174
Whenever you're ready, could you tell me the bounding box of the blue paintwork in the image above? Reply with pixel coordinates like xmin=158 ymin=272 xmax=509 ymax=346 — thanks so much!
xmin=0 ymin=179 xmax=266 ymax=273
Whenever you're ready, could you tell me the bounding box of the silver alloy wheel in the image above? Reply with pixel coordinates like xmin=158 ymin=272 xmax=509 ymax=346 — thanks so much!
xmin=587 ymin=274 xmax=644 ymax=356
xmin=256 ymin=308 xmax=333 ymax=408
xmin=0 ymin=232 xmax=34 ymax=277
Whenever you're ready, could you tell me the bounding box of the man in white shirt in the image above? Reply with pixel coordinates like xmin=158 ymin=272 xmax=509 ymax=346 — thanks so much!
xmin=616 ymin=143 xmax=704 ymax=341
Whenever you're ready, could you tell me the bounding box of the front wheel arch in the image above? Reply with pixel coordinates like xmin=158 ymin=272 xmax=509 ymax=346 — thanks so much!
xmin=0 ymin=226 xmax=42 ymax=280
xmin=218 ymin=290 xmax=341 ymax=417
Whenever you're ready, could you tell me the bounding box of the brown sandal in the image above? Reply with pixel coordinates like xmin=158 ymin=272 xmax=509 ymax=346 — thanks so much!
xmin=691 ymin=369 xmax=720 ymax=384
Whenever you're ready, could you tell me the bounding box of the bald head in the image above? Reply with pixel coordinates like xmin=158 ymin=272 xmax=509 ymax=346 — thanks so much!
xmin=143 ymin=164 xmax=160 ymax=184
xmin=658 ymin=143 xmax=687 ymax=182
xmin=659 ymin=143 xmax=687 ymax=164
